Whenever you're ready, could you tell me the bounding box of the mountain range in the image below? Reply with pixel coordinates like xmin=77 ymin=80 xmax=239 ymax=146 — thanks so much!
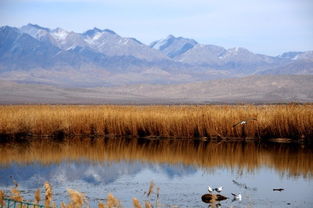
xmin=1 ymin=23 xmax=313 ymax=87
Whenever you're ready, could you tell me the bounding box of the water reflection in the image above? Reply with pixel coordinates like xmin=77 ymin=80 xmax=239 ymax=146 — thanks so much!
xmin=0 ymin=138 xmax=312 ymax=177
xmin=0 ymin=138 xmax=312 ymax=207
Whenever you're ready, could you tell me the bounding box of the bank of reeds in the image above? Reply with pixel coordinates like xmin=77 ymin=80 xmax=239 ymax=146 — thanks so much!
xmin=0 ymin=104 xmax=312 ymax=139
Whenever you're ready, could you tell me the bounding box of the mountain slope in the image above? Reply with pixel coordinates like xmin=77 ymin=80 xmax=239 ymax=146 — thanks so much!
xmin=0 ymin=26 xmax=60 ymax=70
xmin=1 ymin=75 xmax=312 ymax=104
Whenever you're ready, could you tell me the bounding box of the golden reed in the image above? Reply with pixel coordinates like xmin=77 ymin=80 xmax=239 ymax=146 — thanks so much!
xmin=0 ymin=138 xmax=312 ymax=177
xmin=0 ymin=104 xmax=312 ymax=139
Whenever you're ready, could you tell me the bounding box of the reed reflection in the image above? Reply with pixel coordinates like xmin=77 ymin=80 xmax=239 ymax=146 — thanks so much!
xmin=0 ymin=138 xmax=312 ymax=178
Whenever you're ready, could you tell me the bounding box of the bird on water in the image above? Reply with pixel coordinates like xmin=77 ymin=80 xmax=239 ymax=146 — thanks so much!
xmin=201 ymin=193 xmax=228 ymax=203
xmin=232 ymin=118 xmax=257 ymax=128
xmin=231 ymin=193 xmax=242 ymax=201
xmin=208 ymin=186 xmax=213 ymax=193
xmin=215 ymin=186 xmax=223 ymax=193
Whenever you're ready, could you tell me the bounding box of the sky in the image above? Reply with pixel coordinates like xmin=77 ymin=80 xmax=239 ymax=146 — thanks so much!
xmin=0 ymin=0 xmax=313 ymax=56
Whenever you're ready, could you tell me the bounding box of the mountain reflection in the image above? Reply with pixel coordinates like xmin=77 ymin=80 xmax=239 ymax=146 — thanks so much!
xmin=0 ymin=137 xmax=312 ymax=180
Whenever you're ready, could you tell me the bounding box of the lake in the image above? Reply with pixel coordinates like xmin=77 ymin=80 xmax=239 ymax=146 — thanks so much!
xmin=0 ymin=137 xmax=312 ymax=207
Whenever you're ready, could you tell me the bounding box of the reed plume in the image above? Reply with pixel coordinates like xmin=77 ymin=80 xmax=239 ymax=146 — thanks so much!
xmin=44 ymin=182 xmax=52 ymax=207
xmin=146 ymin=181 xmax=155 ymax=197
xmin=10 ymin=186 xmax=23 ymax=202
xmin=106 ymin=193 xmax=120 ymax=208
xmin=98 ymin=202 xmax=105 ymax=208
xmin=144 ymin=201 xmax=152 ymax=208
xmin=34 ymin=188 xmax=41 ymax=204
xmin=61 ymin=202 xmax=67 ymax=208
xmin=132 ymin=198 xmax=142 ymax=208
xmin=67 ymin=189 xmax=86 ymax=208
xmin=0 ymin=190 xmax=5 ymax=206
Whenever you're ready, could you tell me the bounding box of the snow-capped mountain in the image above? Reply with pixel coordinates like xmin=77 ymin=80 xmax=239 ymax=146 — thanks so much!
xmin=82 ymin=28 xmax=167 ymax=61
xmin=20 ymin=24 xmax=167 ymax=61
xmin=150 ymin=35 xmax=198 ymax=58
xmin=20 ymin=23 xmax=56 ymax=45
xmin=0 ymin=23 xmax=312 ymax=87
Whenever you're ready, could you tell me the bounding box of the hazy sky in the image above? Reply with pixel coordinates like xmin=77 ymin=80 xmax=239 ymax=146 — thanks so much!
xmin=1 ymin=0 xmax=312 ymax=55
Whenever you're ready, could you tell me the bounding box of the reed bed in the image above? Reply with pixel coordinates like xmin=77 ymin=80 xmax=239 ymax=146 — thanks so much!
xmin=0 ymin=104 xmax=312 ymax=139
xmin=0 ymin=138 xmax=312 ymax=177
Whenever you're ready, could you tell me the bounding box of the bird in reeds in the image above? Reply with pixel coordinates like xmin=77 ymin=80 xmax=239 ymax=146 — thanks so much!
xmin=214 ymin=186 xmax=223 ymax=193
xmin=208 ymin=186 xmax=213 ymax=193
xmin=231 ymin=193 xmax=242 ymax=201
xmin=273 ymin=188 xmax=284 ymax=192
xmin=201 ymin=194 xmax=228 ymax=203
xmin=232 ymin=118 xmax=257 ymax=128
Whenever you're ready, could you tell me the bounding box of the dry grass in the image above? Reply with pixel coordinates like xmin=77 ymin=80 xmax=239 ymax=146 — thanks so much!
xmin=0 ymin=104 xmax=312 ymax=139
xmin=132 ymin=198 xmax=142 ymax=208
xmin=144 ymin=201 xmax=152 ymax=208
xmin=106 ymin=193 xmax=120 ymax=208
xmin=66 ymin=189 xmax=86 ymax=208
xmin=98 ymin=202 xmax=105 ymax=208
xmin=146 ymin=181 xmax=154 ymax=197
xmin=44 ymin=181 xmax=53 ymax=207
xmin=10 ymin=186 xmax=23 ymax=202
xmin=0 ymin=190 xmax=5 ymax=206
xmin=1 ymin=183 xmax=152 ymax=208
xmin=34 ymin=188 xmax=41 ymax=204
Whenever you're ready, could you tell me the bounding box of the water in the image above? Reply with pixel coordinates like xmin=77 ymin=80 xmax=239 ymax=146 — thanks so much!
xmin=0 ymin=138 xmax=312 ymax=207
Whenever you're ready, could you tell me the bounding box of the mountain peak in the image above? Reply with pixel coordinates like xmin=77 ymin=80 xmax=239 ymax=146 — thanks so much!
xmin=150 ymin=34 xmax=198 ymax=58
xmin=51 ymin=27 xmax=69 ymax=40
xmin=25 ymin=23 xmax=50 ymax=31
xmin=102 ymin=29 xmax=116 ymax=35
xmin=278 ymin=51 xmax=303 ymax=59
xmin=82 ymin=28 xmax=118 ymax=38
xmin=227 ymin=47 xmax=251 ymax=55
xmin=92 ymin=27 xmax=102 ymax=32
xmin=166 ymin=34 xmax=175 ymax=39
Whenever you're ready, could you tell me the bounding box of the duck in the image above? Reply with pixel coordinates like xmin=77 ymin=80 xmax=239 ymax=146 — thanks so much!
xmin=273 ymin=188 xmax=284 ymax=192
xmin=201 ymin=194 xmax=228 ymax=203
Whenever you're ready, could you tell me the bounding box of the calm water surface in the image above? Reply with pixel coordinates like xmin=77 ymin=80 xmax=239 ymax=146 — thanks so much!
xmin=0 ymin=138 xmax=312 ymax=208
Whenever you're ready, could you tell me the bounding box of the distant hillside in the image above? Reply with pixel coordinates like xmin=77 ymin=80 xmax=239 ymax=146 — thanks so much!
xmin=1 ymin=75 xmax=312 ymax=104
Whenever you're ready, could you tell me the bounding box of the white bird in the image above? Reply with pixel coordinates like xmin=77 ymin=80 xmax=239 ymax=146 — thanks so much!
xmin=232 ymin=118 xmax=257 ymax=128
xmin=215 ymin=186 xmax=223 ymax=193
xmin=208 ymin=186 xmax=213 ymax=193
xmin=231 ymin=193 xmax=242 ymax=201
